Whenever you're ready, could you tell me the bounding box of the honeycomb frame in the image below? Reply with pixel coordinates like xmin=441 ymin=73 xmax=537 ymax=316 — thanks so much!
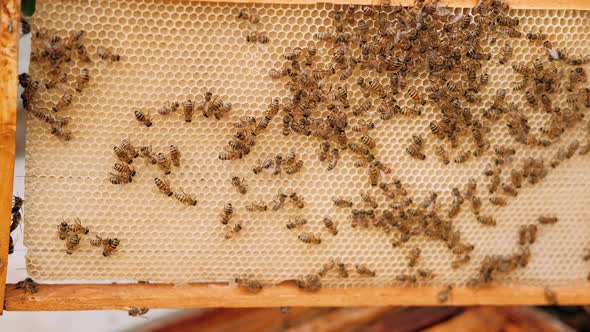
xmin=23 ymin=0 xmax=590 ymax=288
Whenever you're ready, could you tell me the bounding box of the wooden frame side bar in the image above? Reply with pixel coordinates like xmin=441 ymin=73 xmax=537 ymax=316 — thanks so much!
xmin=196 ymin=0 xmax=590 ymax=10
xmin=5 ymin=283 xmax=590 ymax=311
xmin=0 ymin=0 xmax=20 ymax=316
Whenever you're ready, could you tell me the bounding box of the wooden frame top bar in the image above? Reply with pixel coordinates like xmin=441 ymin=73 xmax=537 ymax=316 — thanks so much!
xmin=5 ymin=283 xmax=590 ymax=311
xmin=191 ymin=0 xmax=590 ymax=10
xmin=0 ymin=0 xmax=20 ymax=316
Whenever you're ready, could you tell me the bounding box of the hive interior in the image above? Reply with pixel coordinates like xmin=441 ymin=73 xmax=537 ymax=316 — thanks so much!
xmin=24 ymin=0 xmax=590 ymax=287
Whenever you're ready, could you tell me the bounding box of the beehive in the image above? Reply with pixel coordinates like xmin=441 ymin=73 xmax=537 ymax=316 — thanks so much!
xmin=24 ymin=0 xmax=590 ymax=287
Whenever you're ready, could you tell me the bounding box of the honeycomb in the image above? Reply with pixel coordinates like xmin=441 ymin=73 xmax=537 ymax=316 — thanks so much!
xmin=24 ymin=0 xmax=590 ymax=287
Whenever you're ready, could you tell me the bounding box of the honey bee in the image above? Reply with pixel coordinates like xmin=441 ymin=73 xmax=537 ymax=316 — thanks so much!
xmin=97 ymin=46 xmax=120 ymax=62
xmin=332 ymin=197 xmax=352 ymax=208
xmin=512 ymin=63 xmax=531 ymax=76
xmin=316 ymin=259 xmax=336 ymax=278
xmin=395 ymin=273 xmax=417 ymax=284
xmin=434 ymin=145 xmax=449 ymax=164
xmin=57 ymin=221 xmax=70 ymax=240
xmin=156 ymin=153 xmax=171 ymax=174
xmin=430 ymin=122 xmax=445 ymax=139
xmin=323 ymin=217 xmax=338 ymax=235
xmin=252 ymin=158 xmax=274 ymax=175
xmin=360 ymin=192 xmax=378 ymax=209
xmin=544 ymin=287 xmax=558 ymax=305
xmin=285 ymin=160 xmax=304 ymax=175
xmin=246 ymin=200 xmax=267 ymax=212
xmin=527 ymin=30 xmax=547 ymax=41
xmin=352 ymin=119 xmax=375 ymax=132
xmin=489 ymin=196 xmax=507 ymax=206
xmin=406 ymin=146 xmax=426 ymax=160
xmin=438 ymin=285 xmax=452 ymax=304
xmin=333 ymin=258 xmax=348 ymax=278
xmin=453 ymin=150 xmax=471 ymax=163
xmin=271 ymin=191 xmax=288 ymax=211
xmin=50 ymin=126 xmax=73 ymax=141
xmin=298 ymin=232 xmax=321 ymax=245
xmin=235 ymin=275 xmax=263 ymax=293
xmin=282 ymin=115 xmax=292 ymax=136
xmin=327 ymin=148 xmax=340 ymax=171
xmin=496 ymin=16 xmax=519 ymax=27
xmin=368 ymin=164 xmax=380 ymax=186
xmin=237 ymin=9 xmax=260 ymax=24
xmin=119 ymin=139 xmax=138 ymax=159
xmin=65 ymin=234 xmax=80 ymax=254
xmin=154 ymin=177 xmax=173 ymax=197
xmin=448 ymin=200 xmax=461 ymax=218
xmin=507 ymin=170 xmax=522 ymax=189
xmin=355 ymin=264 xmax=376 ymax=277
xmin=360 ymin=135 xmax=376 ymax=149
xmin=466 ymin=46 xmax=490 ymax=61
xmin=524 ymin=91 xmax=537 ymax=105
xmin=45 ymin=72 xmax=68 ymax=89
xmin=134 ymin=110 xmax=152 ymax=127
xmin=286 ymin=216 xmax=307 ymax=230
xmin=352 ymin=100 xmax=372 ymax=117
xmin=139 ymin=146 xmax=157 ymax=165
xmin=128 ymin=308 xmax=149 ymax=317
xmin=451 ymin=254 xmax=470 ymax=269
xmin=498 ymin=43 xmax=513 ymax=65
xmin=158 ymin=101 xmax=180 ymax=116
xmin=295 ymin=274 xmax=321 ymax=291
xmin=538 ymin=215 xmax=558 ymax=225
xmin=109 ymin=172 xmax=132 ymax=185
xmin=114 ymin=146 xmax=132 ymax=164
xmin=289 ymin=192 xmax=305 ymax=209
xmin=407 ymin=247 xmax=421 ymax=267
xmin=219 ymin=203 xmax=233 ymax=224
xmin=231 ymin=176 xmax=248 ymax=194
xmin=407 ymin=88 xmax=426 ymax=105
xmin=224 ymin=223 xmax=243 ymax=240
xmin=74 ymin=68 xmax=90 ymax=92
xmin=52 ymin=93 xmax=72 ymax=112
xmin=471 ymin=196 xmax=481 ymax=215
xmin=66 ymin=218 xmax=88 ymax=235
xmin=488 ymin=173 xmax=501 ymax=193
xmin=477 ymin=215 xmax=496 ymax=226
xmin=180 ymin=99 xmax=193 ymax=123
xmin=502 ymin=183 xmax=518 ymax=197
xmin=257 ymin=34 xmax=269 ymax=44
xmin=96 ymin=237 xmax=120 ymax=257
xmin=369 ymin=80 xmax=387 ymax=98
xmin=348 ymin=143 xmax=369 ymax=156
xmin=174 ymin=188 xmax=198 ymax=206
xmin=15 ymin=278 xmax=38 ymax=294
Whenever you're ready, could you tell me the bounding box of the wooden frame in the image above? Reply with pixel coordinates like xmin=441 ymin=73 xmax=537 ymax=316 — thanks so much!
xmin=0 ymin=0 xmax=20 ymax=316
xmin=1 ymin=0 xmax=590 ymax=312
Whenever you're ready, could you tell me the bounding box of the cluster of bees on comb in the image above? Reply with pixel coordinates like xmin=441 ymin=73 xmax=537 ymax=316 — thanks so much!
xmin=237 ymin=8 xmax=270 ymax=44
xmin=227 ymin=0 xmax=589 ymax=296
xmin=109 ymin=139 xmax=198 ymax=206
xmin=21 ymin=28 xmax=120 ymax=141
xmin=22 ymin=0 xmax=590 ymax=301
xmin=8 ymin=196 xmax=23 ymax=256
xmin=134 ymin=90 xmax=233 ymax=128
xmin=56 ymin=217 xmax=120 ymax=257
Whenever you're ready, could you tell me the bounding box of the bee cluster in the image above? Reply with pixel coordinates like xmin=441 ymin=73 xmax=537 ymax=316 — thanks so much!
xmin=237 ymin=8 xmax=270 ymax=44
xmin=252 ymin=152 xmax=304 ymax=175
xmin=144 ymin=91 xmax=233 ymax=126
xmin=8 ymin=196 xmax=23 ymax=255
xmin=56 ymin=218 xmax=120 ymax=257
xmin=21 ymin=29 xmax=120 ymax=141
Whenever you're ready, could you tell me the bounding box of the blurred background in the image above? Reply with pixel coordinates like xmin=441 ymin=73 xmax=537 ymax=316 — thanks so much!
xmin=4 ymin=6 xmax=589 ymax=332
